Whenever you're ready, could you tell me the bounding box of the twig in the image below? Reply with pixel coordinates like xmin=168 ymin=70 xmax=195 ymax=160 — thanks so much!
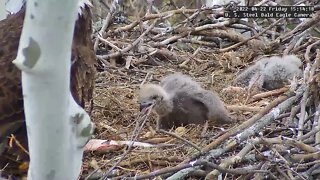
xmin=267 ymin=12 xmax=320 ymax=52
xmin=189 ymin=94 xmax=291 ymax=161
xmin=97 ymin=36 xmax=121 ymax=51
xmin=99 ymin=20 xmax=158 ymax=60
xmin=109 ymin=8 xmax=220 ymax=36
xmin=249 ymin=87 xmax=289 ymax=103
xmin=226 ymin=105 xmax=262 ymax=112
xmin=101 ymin=107 xmax=153 ymax=179
xmin=304 ymin=40 xmax=320 ymax=64
xmin=140 ymin=72 xmax=151 ymax=87
xmin=9 ymin=134 xmax=29 ymax=155
xmin=298 ymin=86 xmax=309 ymax=139
xmin=219 ymin=18 xmax=284 ymax=52
xmin=206 ymin=140 xmax=255 ymax=178
xmin=93 ymin=0 xmax=118 ymax=52
xmin=127 ymin=160 xmax=269 ymax=180
xmin=157 ymin=129 xmax=202 ymax=153
xmin=152 ymin=20 xmax=236 ymax=47
xmin=84 ymin=107 xmax=153 ymax=180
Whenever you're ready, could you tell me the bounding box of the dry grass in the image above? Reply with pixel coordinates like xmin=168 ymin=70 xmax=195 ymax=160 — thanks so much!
xmin=81 ymin=47 xmax=282 ymax=179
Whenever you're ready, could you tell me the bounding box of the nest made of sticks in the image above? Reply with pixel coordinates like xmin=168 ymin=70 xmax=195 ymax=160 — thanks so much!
xmin=81 ymin=1 xmax=320 ymax=179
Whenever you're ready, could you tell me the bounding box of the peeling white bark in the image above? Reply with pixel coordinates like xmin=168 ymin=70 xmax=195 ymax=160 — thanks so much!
xmin=12 ymin=0 xmax=94 ymax=179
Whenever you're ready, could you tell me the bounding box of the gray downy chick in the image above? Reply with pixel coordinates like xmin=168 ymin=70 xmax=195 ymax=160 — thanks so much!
xmin=139 ymin=73 xmax=233 ymax=130
xmin=160 ymin=72 xmax=202 ymax=93
xmin=234 ymin=55 xmax=302 ymax=90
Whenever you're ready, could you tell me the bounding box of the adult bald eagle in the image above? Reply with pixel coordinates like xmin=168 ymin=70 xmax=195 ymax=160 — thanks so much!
xmin=0 ymin=1 xmax=96 ymax=177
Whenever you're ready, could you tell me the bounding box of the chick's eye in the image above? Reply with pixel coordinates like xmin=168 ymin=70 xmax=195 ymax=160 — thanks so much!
xmin=151 ymin=95 xmax=158 ymax=100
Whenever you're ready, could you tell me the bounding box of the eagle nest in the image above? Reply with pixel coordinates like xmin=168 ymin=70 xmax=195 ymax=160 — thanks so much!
xmin=82 ymin=1 xmax=320 ymax=179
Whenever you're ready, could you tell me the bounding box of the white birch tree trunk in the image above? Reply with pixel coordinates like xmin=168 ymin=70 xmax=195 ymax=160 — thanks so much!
xmin=0 ymin=0 xmax=6 ymax=20
xmin=13 ymin=0 xmax=94 ymax=179
xmin=5 ymin=0 xmax=25 ymax=15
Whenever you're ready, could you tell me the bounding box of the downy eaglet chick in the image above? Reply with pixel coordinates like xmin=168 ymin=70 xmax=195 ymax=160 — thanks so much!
xmin=139 ymin=73 xmax=232 ymax=130
xmin=234 ymin=55 xmax=302 ymax=90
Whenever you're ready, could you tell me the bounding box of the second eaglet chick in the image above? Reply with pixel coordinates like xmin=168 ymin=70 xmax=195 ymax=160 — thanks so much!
xmin=139 ymin=73 xmax=232 ymax=130
xmin=234 ymin=55 xmax=302 ymax=90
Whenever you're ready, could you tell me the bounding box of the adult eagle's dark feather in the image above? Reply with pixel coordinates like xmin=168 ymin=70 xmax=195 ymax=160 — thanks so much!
xmin=0 ymin=4 xmax=96 ymax=176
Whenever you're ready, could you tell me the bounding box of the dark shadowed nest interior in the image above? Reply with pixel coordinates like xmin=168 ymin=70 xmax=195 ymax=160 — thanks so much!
xmin=81 ymin=1 xmax=320 ymax=179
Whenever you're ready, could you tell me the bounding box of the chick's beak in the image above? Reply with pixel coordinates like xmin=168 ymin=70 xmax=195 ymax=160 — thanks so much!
xmin=139 ymin=102 xmax=153 ymax=111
